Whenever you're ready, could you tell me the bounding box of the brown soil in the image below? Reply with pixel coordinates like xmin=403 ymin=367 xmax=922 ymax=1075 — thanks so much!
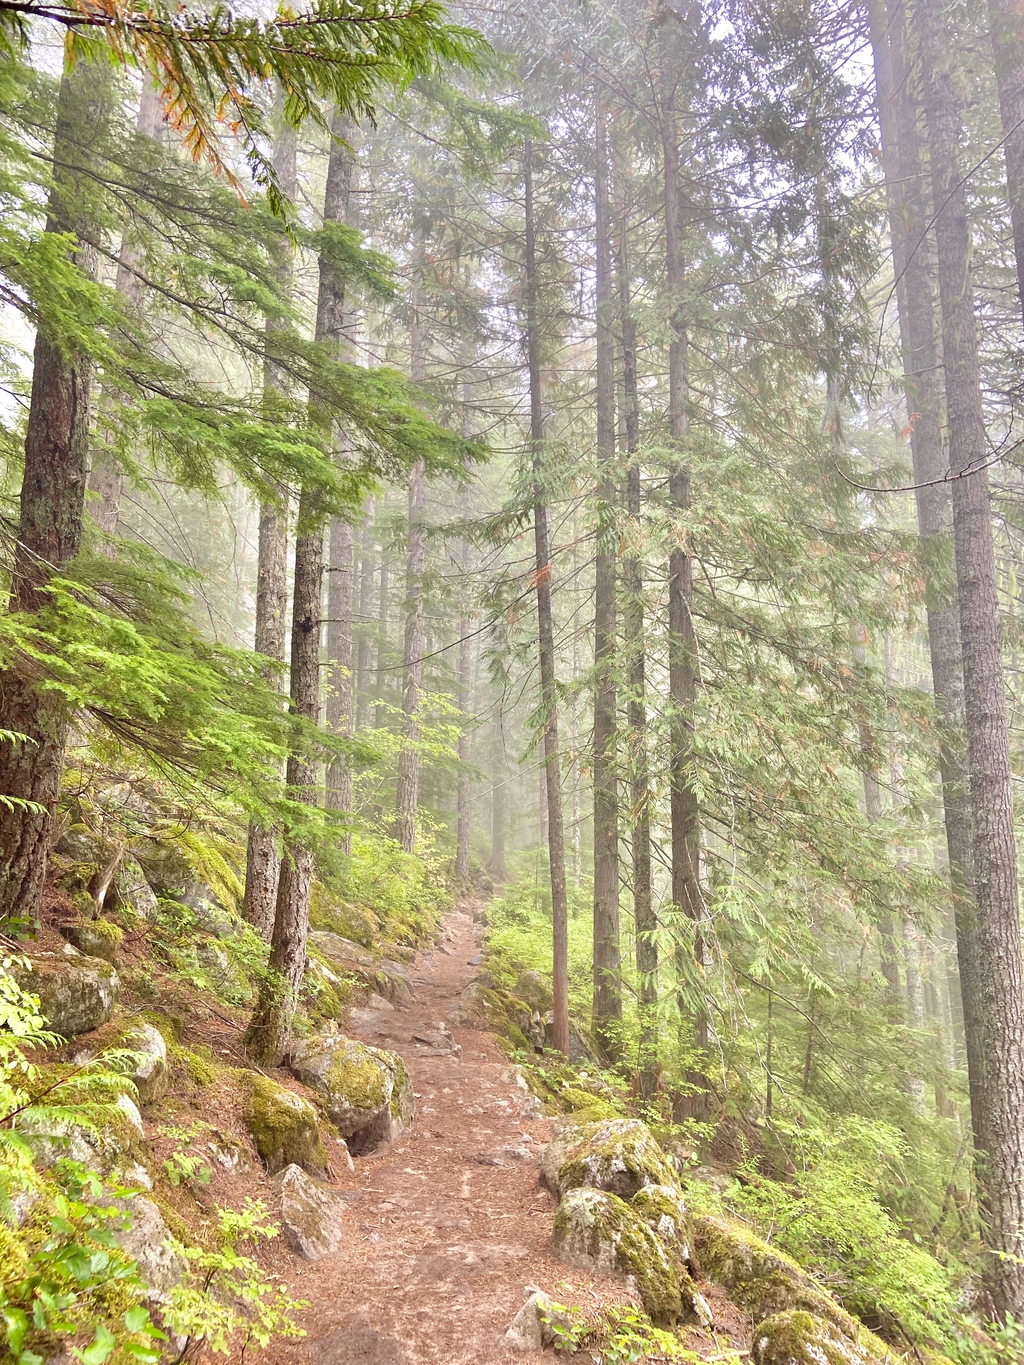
xmin=242 ymin=902 xmax=752 ymax=1365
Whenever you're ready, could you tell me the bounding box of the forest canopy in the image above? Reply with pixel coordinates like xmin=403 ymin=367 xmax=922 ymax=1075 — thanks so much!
xmin=1 ymin=0 xmax=1024 ymax=1360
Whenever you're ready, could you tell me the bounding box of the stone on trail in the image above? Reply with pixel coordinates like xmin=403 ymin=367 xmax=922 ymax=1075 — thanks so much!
xmin=751 ymin=1310 xmax=889 ymax=1365
xmin=11 ymin=950 xmax=119 ymax=1038
xmin=474 ymin=1144 xmax=533 ymax=1167
xmin=541 ymin=1117 xmax=678 ymax=1200
xmin=286 ymin=1033 xmax=414 ymax=1156
xmin=273 ymin=1164 xmax=346 ymax=1261
xmin=504 ymin=1289 xmax=574 ymax=1351
xmin=551 ymin=1186 xmax=682 ymax=1325
xmin=242 ymin=1074 xmax=329 ymax=1176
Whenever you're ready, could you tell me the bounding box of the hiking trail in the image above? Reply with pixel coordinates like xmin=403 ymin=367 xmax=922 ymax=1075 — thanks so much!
xmin=254 ymin=902 xmax=748 ymax=1365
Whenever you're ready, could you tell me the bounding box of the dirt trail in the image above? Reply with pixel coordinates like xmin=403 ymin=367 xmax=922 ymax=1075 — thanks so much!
xmin=268 ymin=903 xmax=743 ymax=1365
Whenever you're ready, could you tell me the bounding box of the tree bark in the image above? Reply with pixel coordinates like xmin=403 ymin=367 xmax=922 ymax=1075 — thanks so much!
xmin=525 ymin=138 xmax=570 ymax=1056
xmin=455 ymin=545 xmax=472 ymax=882
xmin=242 ymin=125 xmax=296 ymax=939
xmin=244 ymin=488 xmax=324 ymax=1064
xmin=489 ymin=719 xmax=507 ymax=880
xmin=321 ymin=116 xmax=358 ymax=843
xmin=660 ymin=32 xmax=708 ymax=1105
xmin=869 ymin=0 xmax=983 ymax=1126
xmin=987 ymin=0 xmax=1024 ymax=319
xmin=375 ymin=540 xmax=390 ymax=730
xmin=619 ymin=177 xmax=658 ymax=1102
xmin=918 ymin=0 xmax=1024 ymax=1316
xmin=592 ymin=97 xmax=622 ymax=1059
xmin=355 ymin=505 xmax=375 ymax=730
xmin=88 ymin=81 xmax=163 ymax=539
xmin=395 ymin=459 xmax=426 ymax=852
xmin=0 ymin=54 xmax=113 ymax=928
xmin=246 ymin=110 xmax=354 ymax=1063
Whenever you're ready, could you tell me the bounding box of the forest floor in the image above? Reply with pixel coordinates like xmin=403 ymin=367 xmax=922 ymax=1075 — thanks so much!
xmin=245 ymin=901 xmax=751 ymax=1365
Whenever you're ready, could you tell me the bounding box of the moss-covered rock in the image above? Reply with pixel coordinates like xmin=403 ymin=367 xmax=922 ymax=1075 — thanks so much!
xmin=692 ymin=1214 xmax=859 ymax=1338
xmin=110 ymin=854 xmax=159 ymax=921
xmin=59 ymin=920 xmax=123 ymax=963
xmin=286 ymin=1033 xmax=414 ymax=1155
xmin=273 ymin=1164 xmax=346 ymax=1261
xmin=122 ymin=1022 xmax=169 ymax=1104
xmin=631 ymin=1184 xmax=690 ymax=1264
xmin=751 ymin=1311 xmax=889 ymax=1365
xmin=551 ymin=1186 xmax=681 ymax=1325
xmin=241 ymin=1075 xmax=329 ymax=1176
xmin=109 ymin=1195 xmax=186 ymax=1301
xmin=541 ymin=1118 xmax=678 ymax=1200
xmin=10 ymin=950 xmax=119 ymax=1039
xmin=18 ymin=1095 xmax=150 ymax=1189
xmin=309 ymin=931 xmax=413 ymax=1006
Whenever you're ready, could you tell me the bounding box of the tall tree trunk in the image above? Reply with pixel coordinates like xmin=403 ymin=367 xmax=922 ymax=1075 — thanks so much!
xmin=455 ymin=546 xmax=472 ymax=882
xmin=525 ymin=138 xmax=570 ymax=1056
xmin=869 ymin=0 xmax=983 ymax=1131
xmin=660 ymin=32 xmax=708 ymax=1103
xmin=0 ymin=54 xmax=113 ymax=928
xmin=395 ymin=462 xmax=426 ymax=852
xmin=242 ymin=125 xmax=296 ymax=939
xmin=245 ymin=488 xmax=324 ymax=1064
xmin=489 ymin=719 xmax=507 ymax=880
xmin=918 ymin=0 xmax=1024 ymax=1316
xmin=619 ymin=179 xmax=658 ymax=1102
xmin=355 ymin=504 xmax=375 ymax=730
xmin=322 ymin=119 xmax=358 ymax=846
xmin=375 ymin=540 xmax=390 ymax=729
xmin=592 ymin=97 xmax=622 ymax=1059
xmin=246 ymin=110 xmax=353 ymax=1063
xmin=987 ymin=0 xmax=1024 ymax=317
xmin=88 ymin=81 xmax=163 ymax=539
xmin=395 ymin=255 xmax=428 ymax=853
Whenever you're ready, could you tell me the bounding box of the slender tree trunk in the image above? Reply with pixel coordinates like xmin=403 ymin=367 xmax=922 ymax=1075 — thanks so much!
xmin=88 ymin=82 xmax=163 ymax=539
xmin=325 ymin=515 xmax=354 ymax=844
xmin=245 ymin=489 xmax=324 ymax=1064
xmin=0 ymin=55 xmax=113 ymax=928
xmin=592 ymin=97 xmax=621 ymax=1058
xmin=395 ymin=254 xmax=428 ymax=853
xmin=619 ymin=182 xmax=658 ymax=1102
xmin=489 ymin=720 xmax=507 ymax=881
xmin=242 ymin=126 xmax=296 ymax=939
xmin=455 ymin=546 xmax=472 ymax=881
xmin=918 ymin=0 xmax=1024 ymax=1316
xmin=246 ymin=110 xmax=353 ymax=1063
xmin=355 ymin=506 xmax=375 ymax=730
xmin=987 ymin=0 xmax=1024 ymax=317
xmin=870 ymin=0 xmax=983 ymax=1134
xmin=321 ymin=119 xmax=358 ymax=845
xmin=525 ymin=138 xmax=570 ymax=1056
xmin=375 ymin=543 xmax=390 ymax=729
xmin=570 ymin=521 xmax=583 ymax=884
xmin=660 ymin=37 xmax=707 ymax=1104
xmin=395 ymin=461 xmax=426 ymax=852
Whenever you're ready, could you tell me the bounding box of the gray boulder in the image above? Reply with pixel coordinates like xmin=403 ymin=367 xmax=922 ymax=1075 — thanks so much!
xmin=242 ymin=1074 xmax=329 ymax=1176
xmin=11 ymin=950 xmax=119 ymax=1039
xmin=19 ymin=1093 xmax=149 ymax=1187
xmin=504 ymin=1290 xmax=574 ymax=1351
xmin=751 ymin=1311 xmax=887 ymax=1365
xmin=541 ymin=1118 xmax=678 ymax=1200
xmin=112 ymin=1195 xmax=186 ymax=1300
xmin=58 ymin=920 xmax=123 ymax=963
xmin=273 ymin=1164 xmax=345 ymax=1261
xmin=123 ymin=1023 xmax=169 ymax=1104
xmin=551 ymin=1186 xmax=682 ymax=1325
xmin=287 ymin=1033 xmax=414 ymax=1155
xmin=111 ymin=856 xmax=159 ymax=921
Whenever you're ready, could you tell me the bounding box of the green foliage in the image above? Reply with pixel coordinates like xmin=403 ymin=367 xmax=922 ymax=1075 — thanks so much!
xmin=718 ymin=1118 xmax=962 ymax=1349
xmin=163 ymin=1200 xmax=306 ymax=1358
